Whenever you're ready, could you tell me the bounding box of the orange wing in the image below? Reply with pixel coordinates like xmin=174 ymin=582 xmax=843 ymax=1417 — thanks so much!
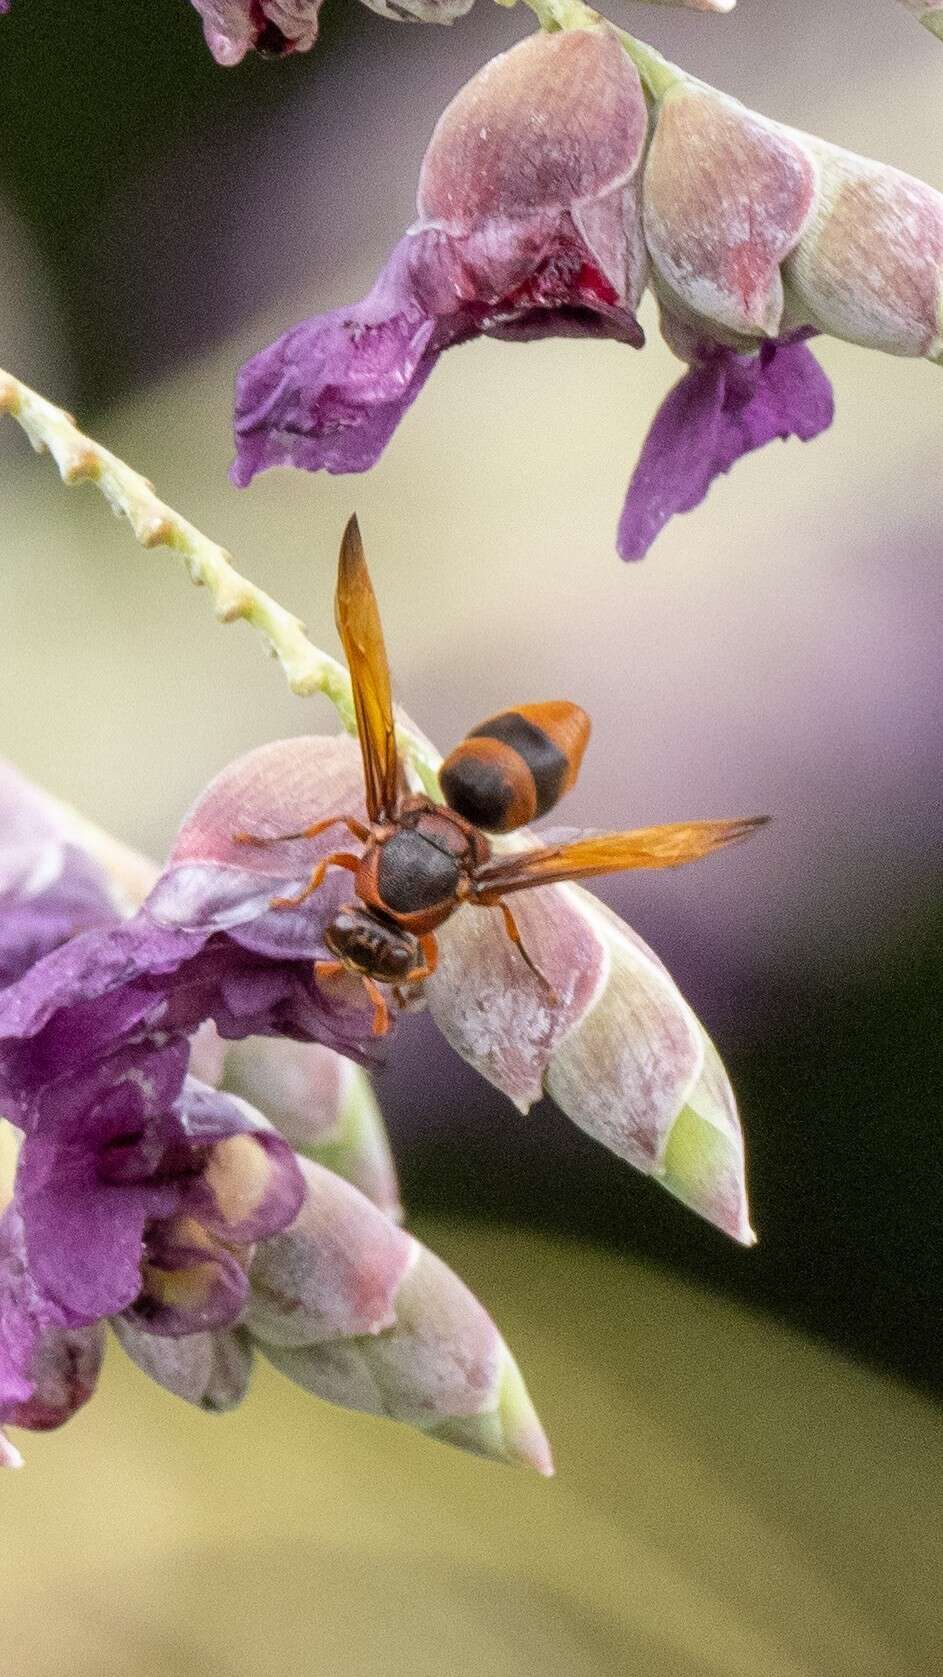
xmin=471 ymin=818 xmax=768 ymax=903
xmin=335 ymin=515 xmax=400 ymax=823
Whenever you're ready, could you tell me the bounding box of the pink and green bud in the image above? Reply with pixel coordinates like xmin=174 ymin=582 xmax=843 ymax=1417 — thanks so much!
xmin=784 ymin=141 xmax=943 ymax=360
xmin=643 ymin=83 xmax=818 ymax=343
xmin=112 ymin=1319 xmax=253 ymax=1412
xmin=223 ymin=1038 xmax=402 ymax=1222
xmin=427 ymin=873 xmax=753 ymax=1244
xmin=248 ymin=1159 xmax=553 ymax=1472
xmin=644 ymin=79 xmax=943 ymax=364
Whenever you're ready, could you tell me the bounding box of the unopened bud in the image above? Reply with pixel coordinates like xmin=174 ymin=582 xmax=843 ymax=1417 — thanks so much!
xmin=644 ymin=78 xmax=943 ymax=364
xmin=224 ymin=1038 xmax=402 ymax=1221
xmin=644 ymin=83 xmax=817 ymax=342
xmin=784 ymin=140 xmax=943 ymax=360
xmin=249 ymin=1159 xmax=552 ymax=1470
xmin=113 ymin=1319 xmax=253 ymax=1411
xmin=428 ymin=880 xmax=754 ymax=1244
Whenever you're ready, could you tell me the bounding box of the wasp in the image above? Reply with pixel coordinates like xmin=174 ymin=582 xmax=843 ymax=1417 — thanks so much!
xmin=238 ymin=517 xmax=765 ymax=1035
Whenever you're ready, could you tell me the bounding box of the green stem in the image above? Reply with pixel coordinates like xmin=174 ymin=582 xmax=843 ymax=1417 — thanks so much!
xmin=0 ymin=368 xmax=444 ymax=801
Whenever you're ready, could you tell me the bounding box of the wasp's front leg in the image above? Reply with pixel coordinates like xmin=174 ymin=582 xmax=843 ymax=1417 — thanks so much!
xmin=271 ymin=851 xmax=360 ymax=910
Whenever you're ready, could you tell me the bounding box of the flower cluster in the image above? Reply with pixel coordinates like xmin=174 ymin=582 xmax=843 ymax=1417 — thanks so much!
xmin=0 ymin=759 xmax=552 ymax=1473
xmin=0 ymin=714 xmax=753 ymax=1467
xmin=233 ymin=22 xmax=943 ymax=556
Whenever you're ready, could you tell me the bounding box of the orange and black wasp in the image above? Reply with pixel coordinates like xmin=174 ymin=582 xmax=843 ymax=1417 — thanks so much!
xmin=239 ymin=517 xmax=765 ymax=1035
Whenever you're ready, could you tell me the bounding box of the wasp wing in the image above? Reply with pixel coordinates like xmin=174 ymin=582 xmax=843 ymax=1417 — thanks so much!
xmin=472 ymin=818 xmax=768 ymax=902
xmin=334 ymin=515 xmax=400 ymax=823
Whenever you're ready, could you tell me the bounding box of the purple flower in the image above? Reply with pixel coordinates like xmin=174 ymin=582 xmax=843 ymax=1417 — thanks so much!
xmin=192 ymin=0 xmax=474 ymax=66
xmin=192 ymin=1 xmax=326 ymax=65
xmin=0 ymin=759 xmax=551 ymax=1470
xmin=232 ymin=27 xmax=649 ymax=486
xmin=618 ymin=328 xmax=835 ymax=561
xmin=0 ymin=761 xmax=122 ymax=991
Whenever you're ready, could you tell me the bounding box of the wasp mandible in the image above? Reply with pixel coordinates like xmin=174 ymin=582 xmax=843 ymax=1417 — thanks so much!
xmin=238 ymin=517 xmax=765 ymax=1035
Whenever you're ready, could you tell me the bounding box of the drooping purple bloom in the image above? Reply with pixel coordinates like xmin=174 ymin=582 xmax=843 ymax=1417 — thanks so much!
xmin=232 ymin=27 xmax=649 ymax=486
xmin=618 ymin=334 xmax=835 ymax=561
xmin=192 ymin=0 xmax=474 ymax=66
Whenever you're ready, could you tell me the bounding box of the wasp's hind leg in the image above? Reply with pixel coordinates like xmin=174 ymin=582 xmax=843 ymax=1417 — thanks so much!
xmin=495 ymin=900 xmax=558 ymax=1003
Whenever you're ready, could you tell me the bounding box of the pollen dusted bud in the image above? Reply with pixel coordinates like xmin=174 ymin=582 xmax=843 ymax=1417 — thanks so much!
xmin=784 ymin=142 xmax=943 ymax=361
xmin=644 ymin=78 xmax=943 ymax=364
xmin=643 ymin=82 xmax=818 ymax=343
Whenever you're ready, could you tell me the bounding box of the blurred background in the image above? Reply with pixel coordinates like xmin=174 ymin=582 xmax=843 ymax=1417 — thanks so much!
xmin=1 ymin=2 xmax=942 ymax=1670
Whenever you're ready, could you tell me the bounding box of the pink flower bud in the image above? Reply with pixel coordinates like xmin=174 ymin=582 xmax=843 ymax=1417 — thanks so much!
xmin=224 ymin=1037 xmax=402 ymax=1221
xmin=113 ymin=1319 xmax=253 ymax=1411
xmin=427 ymin=877 xmax=754 ymax=1244
xmin=249 ymin=1158 xmax=553 ymax=1471
xmin=643 ymin=83 xmax=817 ymax=341
xmin=785 ymin=143 xmax=943 ymax=359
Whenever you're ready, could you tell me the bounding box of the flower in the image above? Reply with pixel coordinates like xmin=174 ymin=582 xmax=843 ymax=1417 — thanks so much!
xmin=234 ymin=26 xmax=943 ymax=556
xmin=192 ymin=0 xmax=327 ymax=64
xmin=192 ymin=0 xmax=474 ymax=66
xmin=0 ymin=758 xmax=550 ymax=1472
xmin=231 ymin=26 xmax=650 ymax=485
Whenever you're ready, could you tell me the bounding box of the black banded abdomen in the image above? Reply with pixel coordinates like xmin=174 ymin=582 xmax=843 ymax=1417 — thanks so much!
xmin=440 ymin=702 xmax=590 ymax=833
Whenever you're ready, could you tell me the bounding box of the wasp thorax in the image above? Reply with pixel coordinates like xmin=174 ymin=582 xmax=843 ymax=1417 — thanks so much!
xmin=325 ymin=907 xmax=419 ymax=982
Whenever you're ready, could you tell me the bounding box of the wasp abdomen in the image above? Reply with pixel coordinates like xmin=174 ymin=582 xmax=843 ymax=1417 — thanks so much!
xmin=440 ymin=702 xmax=590 ymax=833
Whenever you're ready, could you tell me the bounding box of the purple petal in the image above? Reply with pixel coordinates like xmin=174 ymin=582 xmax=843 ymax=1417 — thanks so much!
xmin=618 ymin=339 xmax=835 ymax=560
xmin=193 ymin=0 xmax=324 ymax=65
xmin=0 ymin=1206 xmax=104 ymax=1429
xmin=0 ymin=759 xmax=120 ymax=992
xmin=232 ymin=237 xmax=453 ymax=487
xmin=15 ymin=1041 xmax=191 ymax=1323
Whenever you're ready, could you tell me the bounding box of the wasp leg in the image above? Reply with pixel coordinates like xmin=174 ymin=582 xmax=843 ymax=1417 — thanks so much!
xmin=362 ymin=977 xmax=392 ymax=1037
xmin=495 ymin=900 xmax=558 ymax=1003
xmin=271 ymin=851 xmax=360 ymax=910
xmin=316 ymin=960 xmax=390 ymax=1036
xmin=402 ymin=933 xmax=439 ymax=987
xmin=234 ymin=814 xmax=370 ymax=847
